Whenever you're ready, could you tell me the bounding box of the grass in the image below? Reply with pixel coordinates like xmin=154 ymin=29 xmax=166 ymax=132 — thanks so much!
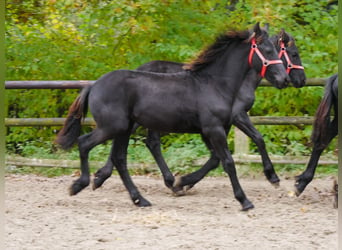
xmin=5 ymin=159 xmax=337 ymax=180
xmin=5 ymin=139 xmax=338 ymax=179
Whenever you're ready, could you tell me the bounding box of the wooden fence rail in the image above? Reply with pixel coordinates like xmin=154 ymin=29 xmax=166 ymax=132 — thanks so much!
xmin=5 ymin=78 xmax=327 ymax=89
xmin=4 ymin=116 xmax=315 ymax=127
xmin=6 ymin=78 xmax=338 ymax=168
xmin=5 ymin=154 xmax=337 ymax=170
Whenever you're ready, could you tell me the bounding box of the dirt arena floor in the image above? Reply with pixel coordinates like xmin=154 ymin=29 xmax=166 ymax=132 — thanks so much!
xmin=5 ymin=173 xmax=337 ymax=250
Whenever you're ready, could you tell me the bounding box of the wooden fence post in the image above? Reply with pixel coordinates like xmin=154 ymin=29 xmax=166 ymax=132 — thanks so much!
xmin=234 ymin=127 xmax=249 ymax=155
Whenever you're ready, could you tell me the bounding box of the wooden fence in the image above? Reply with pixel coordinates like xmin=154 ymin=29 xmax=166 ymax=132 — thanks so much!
xmin=4 ymin=79 xmax=338 ymax=168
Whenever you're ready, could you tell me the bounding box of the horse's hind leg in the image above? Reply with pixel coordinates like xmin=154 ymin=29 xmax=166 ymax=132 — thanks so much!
xmin=145 ymin=130 xmax=175 ymax=189
xmin=93 ymin=140 xmax=115 ymax=190
xmin=93 ymin=123 xmax=142 ymax=190
xmin=70 ymin=129 xmax=111 ymax=195
xmin=112 ymin=133 xmax=151 ymax=207
xmin=295 ymin=120 xmax=337 ymax=196
xmin=294 ymin=145 xmax=324 ymax=196
xmin=173 ymin=134 xmax=220 ymax=193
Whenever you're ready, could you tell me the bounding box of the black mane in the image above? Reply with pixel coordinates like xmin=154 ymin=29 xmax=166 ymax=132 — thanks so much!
xmin=183 ymin=30 xmax=258 ymax=72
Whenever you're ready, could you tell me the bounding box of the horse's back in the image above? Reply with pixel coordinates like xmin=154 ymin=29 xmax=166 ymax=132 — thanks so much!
xmin=137 ymin=60 xmax=183 ymax=73
xmin=88 ymin=69 xmax=232 ymax=133
xmin=88 ymin=69 xmax=198 ymax=130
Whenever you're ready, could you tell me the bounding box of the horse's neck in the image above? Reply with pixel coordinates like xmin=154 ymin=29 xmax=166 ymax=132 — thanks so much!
xmin=240 ymin=70 xmax=262 ymax=91
xmin=234 ymin=70 xmax=261 ymax=108
xmin=203 ymin=45 xmax=251 ymax=89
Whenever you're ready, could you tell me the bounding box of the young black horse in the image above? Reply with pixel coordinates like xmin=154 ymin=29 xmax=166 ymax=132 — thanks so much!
xmin=93 ymin=29 xmax=306 ymax=193
xmin=56 ymin=23 xmax=289 ymax=211
xmin=295 ymin=74 xmax=338 ymax=197
xmin=172 ymin=29 xmax=306 ymax=192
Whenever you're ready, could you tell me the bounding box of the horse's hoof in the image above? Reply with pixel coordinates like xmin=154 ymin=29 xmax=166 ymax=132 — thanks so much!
xmin=69 ymin=178 xmax=89 ymax=195
xmin=133 ymin=197 xmax=152 ymax=207
xmin=294 ymin=175 xmax=305 ymax=196
xmin=93 ymin=176 xmax=105 ymax=190
xmin=69 ymin=186 xmax=76 ymax=196
xmin=294 ymin=186 xmax=302 ymax=197
xmin=171 ymin=176 xmax=185 ymax=195
xmin=69 ymin=183 xmax=83 ymax=196
xmin=164 ymin=176 xmax=176 ymax=189
xmin=271 ymin=181 xmax=280 ymax=188
xmin=172 ymin=189 xmax=186 ymax=196
xmin=267 ymin=173 xmax=280 ymax=185
xmin=93 ymin=169 xmax=112 ymax=190
xmin=241 ymin=200 xmax=254 ymax=211
xmin=294 ymin=180 xmax=305 ymax=197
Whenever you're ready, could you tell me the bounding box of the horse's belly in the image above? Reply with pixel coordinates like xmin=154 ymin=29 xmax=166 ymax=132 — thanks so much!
xmin=132 ymin=108 xmax=200 ymax=133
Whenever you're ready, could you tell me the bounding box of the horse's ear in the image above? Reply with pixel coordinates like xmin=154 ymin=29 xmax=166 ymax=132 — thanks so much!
xmin=264 ymin=23 xmax=270 ymax=32
xmin=247 ymin=22 xmax=264 ymax=42
xmin=253 ymin=22 xmax=262 ymax=37
xmin=279 ymin=28 xmax=290 ymax=45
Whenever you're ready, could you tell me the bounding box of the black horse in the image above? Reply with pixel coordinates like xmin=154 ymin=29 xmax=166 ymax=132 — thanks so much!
xmin=295 ymin=74 xmax=338 ymax=197
xmin=56 ymin=23 xmax=289 ymax=211
xmin=93 ymin=29 xmax=305 ymax=193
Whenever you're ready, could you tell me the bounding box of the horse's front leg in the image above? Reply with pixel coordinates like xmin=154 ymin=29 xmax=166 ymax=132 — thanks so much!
xmin=112 ymin=133 xmax=151 ymax=207
xmin=173 ymin=134 xmax=220 ymax=193
xmin=204 ymin=126 xmax=254 ymax=211
xmin=145 ymin=130 xmax=175 ymax=189
xmin=233 ymin=112 xmax=279 ymax=185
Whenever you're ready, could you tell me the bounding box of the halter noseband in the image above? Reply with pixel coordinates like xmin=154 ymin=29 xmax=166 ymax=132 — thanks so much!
xmin=278 ymin=41 xmax=304 ymax=74
xmin=248 ymin=38 xmax=283 ymax=78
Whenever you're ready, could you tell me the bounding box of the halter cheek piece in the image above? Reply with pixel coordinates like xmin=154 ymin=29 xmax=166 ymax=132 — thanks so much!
xmin=248 ymin=38 xmax=283 ymax=78
xmin=278 ymin=41 xmax=304 ymax=74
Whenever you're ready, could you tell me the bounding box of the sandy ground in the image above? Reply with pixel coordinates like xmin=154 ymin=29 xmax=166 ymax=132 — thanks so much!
xmin=5 ymin=173 xmax=337 ymax=250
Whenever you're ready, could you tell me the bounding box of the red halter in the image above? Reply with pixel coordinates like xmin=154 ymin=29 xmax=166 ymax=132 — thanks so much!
xmin=248 ymin=38 xmax=283 ymax=78
xmin=278 ymin=41 xmax=304 ymax=74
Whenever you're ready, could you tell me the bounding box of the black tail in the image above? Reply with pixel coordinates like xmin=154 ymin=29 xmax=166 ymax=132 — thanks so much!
xmin=311 ymin=74 xmax=338 ymax=148
xmin=55 ymin=86 xmax=91 ymax=150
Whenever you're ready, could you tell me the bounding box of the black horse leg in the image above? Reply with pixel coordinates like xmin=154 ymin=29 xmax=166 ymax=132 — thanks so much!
xmin=233 ymin=112 xmax=280 ymax=185
xmin=112 ymin=133 xmax=151 ymax=207
xmin=70 ymin=129 xmax=110 ymax=195
xmin=173 ymin=134 xmax=220 ymax=192
xmin=204 ymin=127 xmax=254 ymax=211
xmin=294 ymin=145 xmax=325 ymax=196
xmin=93 ymin=140 xmax=115 ymax=190
xmin=295 ymin=120 xmax=337 ymax=196
xmin=93 ymin=123 xmax=141 ymax=190
xmin=145 ymin=130 xmax=175 ymax=189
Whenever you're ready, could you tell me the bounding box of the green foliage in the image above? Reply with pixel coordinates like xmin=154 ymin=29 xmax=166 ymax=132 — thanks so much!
xmin=5 ymin=0 xmax=338 ymax=170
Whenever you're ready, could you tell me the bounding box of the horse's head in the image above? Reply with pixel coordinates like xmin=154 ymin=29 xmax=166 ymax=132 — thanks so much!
xmin=272 ymin=29 xmax=306 ymax=88
xmin=248 ymin=23 xmax=290 ymax=89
